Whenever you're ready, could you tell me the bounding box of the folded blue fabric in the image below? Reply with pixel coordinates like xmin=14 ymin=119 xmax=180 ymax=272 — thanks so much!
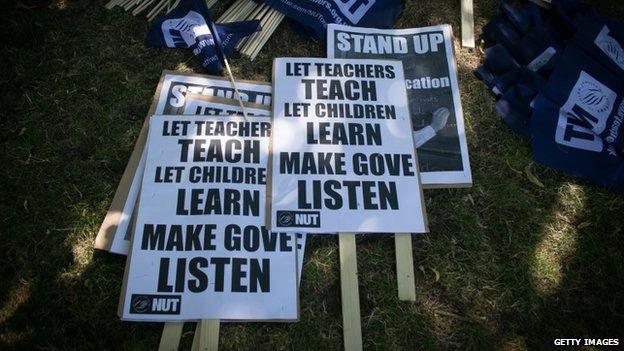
xmin=540 ymin=44 xmax=624 ymax=152
xmin=491 ymin=67 xmax=546 ymax=98
xmin=572 ymin=14 xmax=624 ymax=79
xmin=475 ymin=44 xmax=521 ymax=90
xmin=496 ymin=83 xmax=542 ymax=139
xmin=531 ymin=94 xmax=624 ymax=191
xmin=260 ymin=0 xmax=403 ymax=40
xmin=501 ymin=2 xmax=543 ymax=35
xmin=146 ymin=0 xmax=260 ymax=73
xmin=483 ymin=16 xmax=523 ymax=59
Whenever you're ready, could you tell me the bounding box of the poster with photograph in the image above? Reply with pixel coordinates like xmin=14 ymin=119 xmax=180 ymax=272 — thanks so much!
xmin=120 ymin=115 xmax=299 ymax=322
xmin=327 ymin=24 xmax=472 ymax=188
xmin=269 ymin=58 xmax=428 ymax=233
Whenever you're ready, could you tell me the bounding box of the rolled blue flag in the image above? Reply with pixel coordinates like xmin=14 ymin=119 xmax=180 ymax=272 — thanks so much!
xmin=492 ymin=67 xmax=545 ymax=139
xmin=483 ymin=16 xmax=523 ymax=59
xmin=146 ymin=0 xmax=260 ymax=73
xmin=517 ymin=24 xmax=560 ymax=74
xmin=495 ymin=82 xmax=543 ymax=139
xmin=260 ymin=0 xmax=403 ymax=39
xmin=552 ymin=0 xmax=591 ymax=33
xmin=475 ymin=44 xmax=520 ymax=91
xmin=500 ymin=2 xmax=543 ymax=35
xmin=540 ymin=44 xmax=624 ymax=153
xmin=571 ymin=15 xmax=624 ymax=80
xmin=530 ymin=94 xmax=624 ymax=191
xmin=492 ymin=66 xmax=546 ymax=98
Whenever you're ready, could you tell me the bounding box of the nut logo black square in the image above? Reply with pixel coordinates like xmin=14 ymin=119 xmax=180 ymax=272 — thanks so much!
xmin=276 ymin=210 xmax=321 ymax=228
xmin=129 ymin=294 xmax=181 ymax=315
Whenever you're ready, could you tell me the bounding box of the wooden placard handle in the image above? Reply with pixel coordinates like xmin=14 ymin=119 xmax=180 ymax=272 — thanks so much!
xmin=338 ymin=233 xmax=363 ymax=351
xmin=192 ymin=319 xmax=220 ymax=351
xmin=461 ymin=0 xmax=475 ymax=48
xmin=394 ymin=233 xmax=416 ymax=301
xmin=159 ymin=322 xmax=184 ymax=351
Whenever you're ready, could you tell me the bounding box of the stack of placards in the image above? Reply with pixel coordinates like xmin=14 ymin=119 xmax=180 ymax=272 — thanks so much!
xmin=94 ymin=23 xmax=472 ymax=350
xmin=94 ymin=71 xmax=307 ymax=322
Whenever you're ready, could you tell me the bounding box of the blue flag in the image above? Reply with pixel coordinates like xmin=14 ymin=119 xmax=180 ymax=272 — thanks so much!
xmin=531 ymin=94 xmax=624 ymax=191
xmin=571 ymin=14 xmax=624 ymax=80
xmin=500 ymin=2 xmax=543 ymax=35
xmin=475 ymin=44 xmax=520 ymax=93
xmin=146 ymin=0 xmax=260 ymax=73
xmin=260 ymin=0 xmax=403 ymax=40
xmin=540 ymin=44 xmax=624 ymax=153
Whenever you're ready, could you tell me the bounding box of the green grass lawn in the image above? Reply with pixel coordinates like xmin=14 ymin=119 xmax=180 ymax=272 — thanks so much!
xmin=2 ymin=0 xmax=624 ymax=349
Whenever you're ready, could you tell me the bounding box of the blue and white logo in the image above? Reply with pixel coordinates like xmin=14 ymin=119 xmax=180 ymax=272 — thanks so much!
xmin=335 ymin=0 xmax=377 ymax=23
xmin=161 ymin=10 xmax=211 ymax=48
xmin=563 ymin=71 xmax=616 ymax=134
xmin=595 ymin=26 xmax=624 ymax=71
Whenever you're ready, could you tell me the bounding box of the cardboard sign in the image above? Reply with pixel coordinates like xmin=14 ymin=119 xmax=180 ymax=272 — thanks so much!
xmin=327 ymin=24 xmax=472 ymax=188
xmin=269 ymin=58 xmax=428 ymax=233
xmin=95 ymin=71 xmax=273 ymax=255
xmin=120 ymin=115 xmax=299 ymax=321
xmin=183 ymin=95 xmax=271 ymax=116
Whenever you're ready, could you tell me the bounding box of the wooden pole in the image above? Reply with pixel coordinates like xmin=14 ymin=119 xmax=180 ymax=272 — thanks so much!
xmin=338 ymin=233 xmax=363 ymax=351
xmin=461 ymin=0 xmax=475 ymax=47
xmin=192 ymin=320 xmax=220 ymax=351
xmin=158 ymin=322 xmax=184 ymax=351
xmin=394 ymin=233 xmax=416 ymax=301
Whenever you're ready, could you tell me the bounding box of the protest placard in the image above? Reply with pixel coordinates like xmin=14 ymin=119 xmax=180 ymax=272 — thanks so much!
xmin=327 ymin=24 xmax=472 ymax=188
xmin=120 ymin=114 xmax=299 ymax=321
xmin=183 ymin=94 xmax=271 ymax=116
xmin=95 ymin=71 xmax=273 ymax=255
xmin=269 ymin=58 xmax=428 ymax=233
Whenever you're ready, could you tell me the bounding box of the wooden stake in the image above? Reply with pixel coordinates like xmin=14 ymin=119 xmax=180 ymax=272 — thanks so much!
xmin=460 ymin=0 xmax=475 ymax=48
xmin=146 ymin=0 xmax=169 ymax=21
xmin=338 ymin=233 xmax=363 ymax=351
xmin=235 ymin=4 xmax=270 ymax=50
xmin=192 ymin=320 xmax=220 ymax=351
xmin=394 ymin=233 xmax=416 ymax=301
xmin=159 ymin=322 xmax=184 ymax=351
xmin=247 ymin=11 xmax=280 ymax=58
xmin=218 ymin=0 xmax=245 ymax=22
xmin=105 ymin=0 xmax=121 ymax=10
xmin=132 ymin=0 xmax=156 ymax=15
xmin=246 ymin=11 xmax=284 ymax=60
xmin=239 ymin=7 xmax=276 ymax=56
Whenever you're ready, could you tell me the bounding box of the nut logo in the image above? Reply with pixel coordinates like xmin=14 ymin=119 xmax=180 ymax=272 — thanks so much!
xmin=131 ymin=295 xmax=151 ymax=313
xmin=278 ymin=211 xmax=294 ymax=226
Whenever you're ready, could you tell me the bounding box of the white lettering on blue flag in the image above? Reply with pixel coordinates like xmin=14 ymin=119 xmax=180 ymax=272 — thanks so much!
xmin=562 ymin=71 xmax=616 ymax=135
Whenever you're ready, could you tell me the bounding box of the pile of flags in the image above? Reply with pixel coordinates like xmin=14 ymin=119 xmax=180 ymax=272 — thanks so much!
xmin=476 ymin=0 xmax=624 ymax=191
xmin=146 ymin=0 xmax=260 ymax=73
xmin=260 ymin=0 xmax=404 ymax=39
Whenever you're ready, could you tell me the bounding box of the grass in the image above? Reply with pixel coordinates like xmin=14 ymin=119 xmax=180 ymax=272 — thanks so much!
xmin=1 ymin=0 xmax=624 ymax=349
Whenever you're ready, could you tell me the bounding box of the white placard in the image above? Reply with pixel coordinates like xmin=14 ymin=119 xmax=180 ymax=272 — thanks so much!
xmin=107 ymin=73 xmax=273 ymax=255
xmin=327 ymin=24 xmax=472 ymax=188
xmin=269 ymin=58 xmax=428 ymax=233
xmin=120 ymin=115 xmax=299 ymax=321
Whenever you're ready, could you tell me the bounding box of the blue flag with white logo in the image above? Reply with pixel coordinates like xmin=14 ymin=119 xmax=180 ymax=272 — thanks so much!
xmin=260 ymin=0 xmax=403 ymax=40
xmin=572 ymin=15 xmax=624 ymax=80
xmin=146 ymin=0 xmax=260 ymax=73
xmin=540 ymin=44 xmax=624 ymax=153
xmin=531 ymin=94 xmax=624 ymax=191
